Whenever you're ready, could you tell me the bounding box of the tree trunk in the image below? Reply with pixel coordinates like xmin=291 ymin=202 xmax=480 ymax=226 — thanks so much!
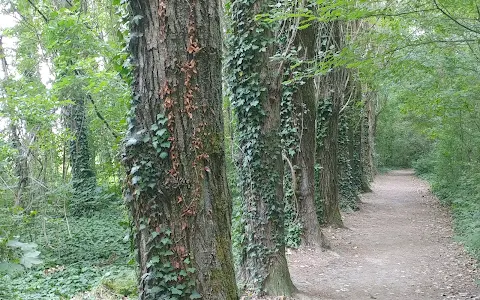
xmin=10 ymin=124 xmax=29 ymax=207
xmin=227 ymin=0 xmax=296 ymax=296
xmin=68 ymin=93 xmax=97 ymax=215
xmin=291 ymin=19 xmax=323 ymax=246
xmin=359 ymin=89 xmax=376 ymax=192
xmin=124 ymin=1 xmax=238 ymax=299
xmin=338 ymin=71 xmax=360 ymax=211
xmin=317 ymin=21 xmax=345 ymax=228
xmin=366 ymin=91 xmax=377 ymax=179
xmin=45 ymin=2 xmax=98 ymax=215
xmin=348 ymin=80 xmax=364 ymax=193
xmin=338 ymin=114 xmax=355 ymax=209
xmin=318 ymin=91 xmax=343 ymax=227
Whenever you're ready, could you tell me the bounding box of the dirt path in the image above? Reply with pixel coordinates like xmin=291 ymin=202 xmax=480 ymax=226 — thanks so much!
xmin=288 ymin=170 xmax=479 ymax=300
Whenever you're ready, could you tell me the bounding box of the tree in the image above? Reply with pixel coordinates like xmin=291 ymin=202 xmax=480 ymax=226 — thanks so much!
xmin=360 ymin=88 xmax=376 ymax=187
xmin=337 ymin=75 xmax=361 ymax=210
xmin=290 ymin=9 xmax=324 ymax=246
xmin=123 ymin=0 xmax=238 ymax=299
xmin=0 ymin=35 xmax=29 ymax=207
xmin=41 ymin=1 xmax=100 ymax=214
xmin=316 ymin=20 xmax=346 ymax=228
xmin=226 ymin=0 xmax=296 ymax=296
xmin=347 ymin=81 xmax=373 ymax=194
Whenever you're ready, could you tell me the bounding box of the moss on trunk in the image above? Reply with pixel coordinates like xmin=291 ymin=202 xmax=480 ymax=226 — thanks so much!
xmin=124 ymin=1 xmax=238 ymax=299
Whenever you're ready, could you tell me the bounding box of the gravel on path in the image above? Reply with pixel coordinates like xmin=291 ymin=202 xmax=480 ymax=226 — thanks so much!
xmin=288 ymin=170 xmax=479 ymax=300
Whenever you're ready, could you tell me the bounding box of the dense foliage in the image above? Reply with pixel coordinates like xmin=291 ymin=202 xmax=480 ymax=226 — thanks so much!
xmin=0 ymin=0 xmax=132 ymax=298
xmin=0 ymin=0 xmax=478 ymax=298
xmin=371 ymin=0 xmax=480 ymax=259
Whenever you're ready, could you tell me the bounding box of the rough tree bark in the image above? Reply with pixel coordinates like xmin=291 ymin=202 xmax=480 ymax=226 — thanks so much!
xmin=361 ymin=89 xmax=376 ymax=187
xmin=291 ymin=17 xmax=324 ymax=246
xmin=338 ymin=70 xmax=361 ymax=210
xmin=124 ymin=1 xmax=238 ymax=299
xmin=347 ymin=79 xmax=366 ymax=195
xmin=228 ymin=0 xmax=296 ymax=296
xmin=317 ymin=21 xmax=346 ymax=228
xmin=67 ymin=92 xmax=97 ymax=214
xmin=338 ymin=113 xmax=359 ymax=209
xmin=350 ymin=90 xmax=374 ymax=193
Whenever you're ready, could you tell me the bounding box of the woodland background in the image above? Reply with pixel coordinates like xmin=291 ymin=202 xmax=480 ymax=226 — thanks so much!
xmin=0 ymin=0 xmax=479 ymax=299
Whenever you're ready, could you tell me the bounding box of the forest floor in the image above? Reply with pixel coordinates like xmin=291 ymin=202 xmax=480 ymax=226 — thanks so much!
xmin=288 ymin=170 xmax=479 ymax=300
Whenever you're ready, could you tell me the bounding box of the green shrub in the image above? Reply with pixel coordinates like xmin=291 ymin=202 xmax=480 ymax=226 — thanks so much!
xmin=101 ymin=267 xmax=137 ymax=296
xmin=412 ymin=152 xmax=436 ymax=177
xmin=425 ymin=161 xmax=480 ymax=260
xmin=1 ymin=266 xmax=102 ymax=299
xmin=29 ymin=208 xmax=131 ymax=267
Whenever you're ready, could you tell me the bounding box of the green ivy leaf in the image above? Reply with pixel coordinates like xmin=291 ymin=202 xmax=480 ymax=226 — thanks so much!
xmin=125 ymin=137 xmax=138 ymax=146
xmin=170 ymin=287 xmax=183 ymax=295
xmin=149 ymin=286 xmax=161 ymax=295
xmin=190 ymin=291 xmax=202 ymax=299
xmin=130 ymin=165 xmax=141 ymax=174
xmin=132 ymin=176 xmax=141 ymax=185
xmin=156 ymin=128 xmax=167 ymax=137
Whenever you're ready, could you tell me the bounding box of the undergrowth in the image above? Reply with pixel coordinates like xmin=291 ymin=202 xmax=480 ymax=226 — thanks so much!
xmin=414 ymin=157 xmax=480 ymax=261
xmin=0 ymin=206 xmax=137 ymax=299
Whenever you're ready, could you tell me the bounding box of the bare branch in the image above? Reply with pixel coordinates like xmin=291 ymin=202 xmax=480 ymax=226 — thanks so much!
xmin=387 ymin=39 xmax=478 ymax=54
xmin=87 ymin=95 xmax=119 ymax=139
xmin=366 ymin=8 xmax=437 ymax=18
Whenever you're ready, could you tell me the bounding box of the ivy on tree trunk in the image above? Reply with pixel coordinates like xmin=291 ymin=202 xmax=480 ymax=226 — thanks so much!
xmin=291 ymin=16 xmax=324 ymax=246
xmin=226 ymin=0 xmax=296 ymax=296
xmin=68 ymin=94 xmax=97 ymax=215
xmin=317 ymin=20 xmax=345 ymax=228
xmin=124 ymin=0 xmax=238 ymax=299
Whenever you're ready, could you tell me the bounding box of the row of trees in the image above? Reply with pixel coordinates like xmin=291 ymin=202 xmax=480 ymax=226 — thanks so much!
xmin=6 ymin=0 xmax=478 ymax=298
xmin=0 ymin=1 xmax=131 ymax=293
xmin=0 ymin=0 xmax=127 ymax=215
xmin=124 ymin=0 xmax=480 ymax=295
xmin=123 ymin=0 xmax=377 ymax=298
xmin=0 ymin=0 xmax=377 ymax=298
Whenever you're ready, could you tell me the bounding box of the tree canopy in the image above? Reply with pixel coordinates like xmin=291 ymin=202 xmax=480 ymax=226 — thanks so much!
xmin=0 ymin=0 xmax=479 ymax=298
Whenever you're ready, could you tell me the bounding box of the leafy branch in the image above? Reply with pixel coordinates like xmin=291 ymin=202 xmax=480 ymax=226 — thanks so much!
xmin=387 ymin=38 xmax=478 ymax=54
xmin=432 ymin=0 xmax=480 ymax=35
xmin=26 ymin=0 xmax=48 ymax=23
xmin=87 ymin=95 xmax=119 ymax=139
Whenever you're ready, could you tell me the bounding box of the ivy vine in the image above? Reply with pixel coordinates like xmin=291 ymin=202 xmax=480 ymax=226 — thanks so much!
xmin=225 ymin=0 xmax=286 ymax=293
